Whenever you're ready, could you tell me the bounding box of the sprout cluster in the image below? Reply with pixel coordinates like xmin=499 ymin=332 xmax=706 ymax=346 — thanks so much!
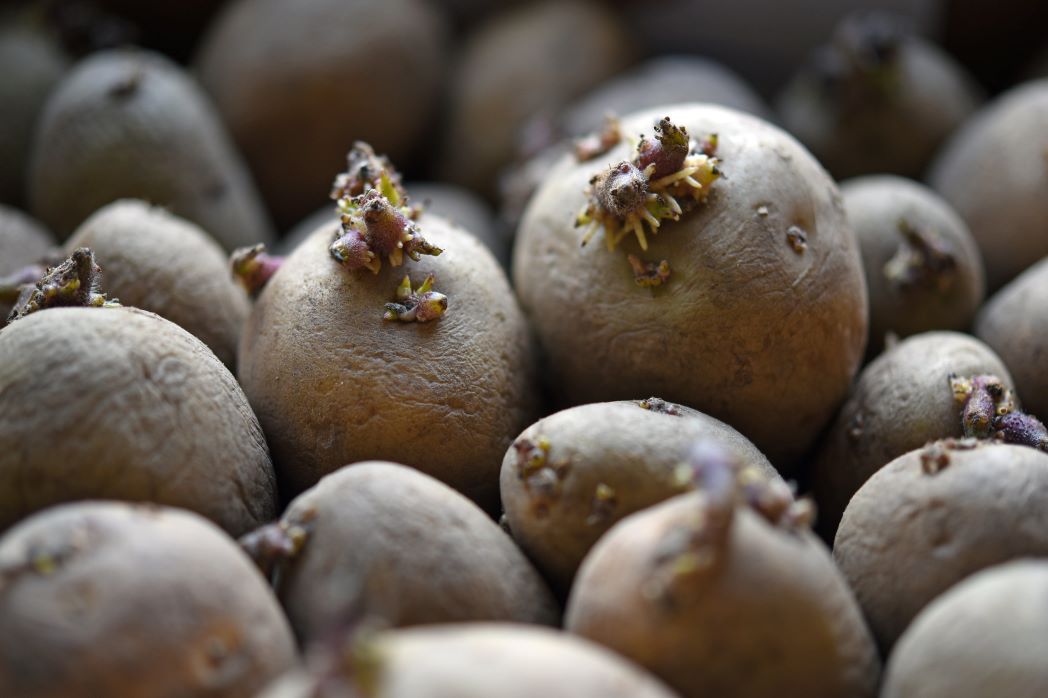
xmin=230 ymin=243 xmax=284 ymax=297
xmin=950 ymin=374 xmax=1048 ymax=451
xmin=238 ymin=508 xmax=316 ymax=588
xmin=6 ymin=248 xmax=118 ymax=323
xmin=382 ymin=274 xmax=448 ymax=323
xmin=512 ymin=435 xmax=571 ymax=518
xmin=884 ymin=219 xmax=957 ymax=291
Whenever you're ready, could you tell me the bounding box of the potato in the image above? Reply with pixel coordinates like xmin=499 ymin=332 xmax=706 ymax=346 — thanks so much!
xmin=0 ymin=205 xmax=55 ymax=326
xmin=811 ymin=331 xmax=1014 ymax=536
xmin=195 ymin=0 xmax=448 ymax=228
xmin=0 ymin=501 xmax=296 ymax=698
xmin=565 ymin=449 xmax=879 ymax=698
xmin=777 ymin=13 xmax=981 ymax=179
xmin=28 ymin=48 xmax=274 ymax=251
xmin=975 ymin=256 xmax=1048 ymax=418
xmin=835 ymin=441 xmax=1048 ymax=652
xmin=841 ymin=176 xmax=984 ymax=355
xmin=0 ymin=306 xmax=276 ymax=535
xmin=514 ymin=103 xmax=867 ymax=469
xmin=238 ymin=213 xmax=537 ymax=512
xmin=882 ymin=560 xmax=1048 ymax=698
xmin=259 ymin=624 xmax=678 ymax=698
xmin=251 ymin=462 xmax=557 ymax=644
xmin=929 ymin=79 xmax=1048 ymax=290
xmin=437 ymin=0 xmax=634 ymax=197
xmin=64 ymin=199 xmax=250 ymax=369
xmin=500 ymin=399 xmax=777 ymax=594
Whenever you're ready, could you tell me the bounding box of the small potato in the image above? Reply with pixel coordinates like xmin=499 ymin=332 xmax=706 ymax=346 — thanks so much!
xmin=259 ymin=624 xmax=678 ymax=698
xmin=841 ymin=176 xmax=984 ymax=355
xmin=29 ymin=48 xmax=274 ymax=251
xmin=252 ymin=462 xmax=558 ymax=644
xmin=976 ymin=256 xmax=1048 ymax=418
xmin=882 ymin=560 xmax=1048 ymax=698
xmin=0 ymin=306 xmax=277 ymax=535
xmin=0 ymin=501 xmax=296 ymax=698
xmin=835 ymin=441 xmax=1048 ymax=652
xmin=811 ymin=331 xmax=1014 ymax=536
xmin=65 ymin=199 xmax=250 ymax=369
xmin=500 ymin=399 xmax=777 ymax=594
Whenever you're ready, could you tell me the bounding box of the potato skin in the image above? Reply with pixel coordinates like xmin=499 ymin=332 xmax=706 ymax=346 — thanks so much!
xmin=514 ymin=103 xmax=867 ymax=469
xmin=0 ymin=204 xmax=53 ymax=276
xmin=835 ymin=442 xmax=1048 ymax=652
xmin=196 ymin=0 xmax=447 ymax=228
xmin=238 ymin=215 xmax=537 ymax=511
xmin=278 ymin=462 xmax=558 ymax=642
xmin=500 ymin=399 xmax=777 ymax=594
xmin=841 ymin=176 xmax=984 ymax=355
xmin=65 ymin=199 xmax=250 ymax=369
xmin=0 ymin=307 xmax=276 ymax=535
xmin=29 ymin=48 xmax=274 ymax=250
xmin=975 ymin=256 xmax=1048 ymax=418
xmin=0 ymin=501 xmax=296 ymax=698
xmin=811 ymin=331 xmax=1014 ymax=536
xmin=259 ymin=624 xmax=678 ymax=698
xmin=929 ymin=79 xmax=1048 ymax=291
xmin=566 ymin=493 xmax=880 ymax=698
xmin=882 ymin=561 xmax=1048 ymax=698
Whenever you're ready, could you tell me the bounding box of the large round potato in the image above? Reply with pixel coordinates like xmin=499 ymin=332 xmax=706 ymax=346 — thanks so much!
xmin=0 ymin=307 xmax=277 ymax=535
xmin=0 ymin=501 xmax=296 ymax=698
xmin=514 ymin=103 xmax=867 ymax=468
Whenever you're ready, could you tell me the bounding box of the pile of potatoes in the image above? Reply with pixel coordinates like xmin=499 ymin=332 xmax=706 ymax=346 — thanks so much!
xmin=5 ymin=1 xmax=1048 ymax=695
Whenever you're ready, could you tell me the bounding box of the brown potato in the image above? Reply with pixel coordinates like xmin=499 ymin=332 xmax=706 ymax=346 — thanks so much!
xmin=841 ymin=175 xmax=984 ymax=355
xmin=0 ymin=306 xmax=276 ymax=535
xmin=500 ymin=399 xmax=777 ymax=594
xmin=261 ymin=462 xmax=557 ymax=644
xmin=835 ymin=441 xmax=1048 ymax=652
xmin=811 ymin=331 xmax=1014 ymax=536
xmin=0 ymin=501 xmax=296 ymax=698
xmin=929 ymin=79 xmax=1048 ymax=290
xmin=882 ymin=560 xmax=1048 ymax=698
xmin=65 ymin=199 xmax=250 ymax=369
xmin=29 ymin=48 xmax=274 ymax=251
xmin=259 ymin=624 xmax=678 ymax=698
xmin=195 ymin=0 xmax=448 ymax=228
xmin=238 ymin=214 xmax=537 ymax=512
xmin=513 ymin=103 xmax=867 ymax=469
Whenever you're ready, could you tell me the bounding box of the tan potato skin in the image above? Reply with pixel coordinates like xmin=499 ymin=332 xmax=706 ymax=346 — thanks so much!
xmin=500 ymin=399 xmax=778 ymax=594
xmin=882 ymin=561 xmax=1048 ymax=698
xmin=65 ymin=200 xmax=250 ymax=369
xmin=841 ymin=176 xmax=984 ymax=355
xmin=279 ymin=462 xmax=558 ymax=641
xmin=259 ymin=624 xmax=679 ymax=698
xmin=0 ymin=307 xmax=276 ymax=535
xmin=29 ymin=49 xmax=274 ymax=251
xmin=811 ymin=331 xmax=1014 ymax=537
xmin=238 ymin=216 xmax=537 ymax=511
xmin=565 ymin=493 xmax=880 ymax=698
xmin=929 ymin=79 xmax=1048 ymax=291
xmin=195 ymin=0 xmax=447 ymax=228
xmin=0 ymin=205 xmax=53 ymax=276
xmin=836 ymin=443 xmax=1048 ymax=652
xmin=514 ymin=103 xmax=867 ymax=470
xmin=0 ymin=502 xmax=296 ymax=698
xmin=976 ymin=256 xmax=1048 ymax=418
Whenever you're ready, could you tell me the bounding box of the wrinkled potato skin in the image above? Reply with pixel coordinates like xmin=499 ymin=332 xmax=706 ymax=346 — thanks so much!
xmin=566 ymin=493 xmax=880 ymax=698
xmin=0 ymin=502 xmax=296 ymax=698
xmin=259 ymin=624 xmax=678 ymax=698
xmin=238 ymin=216 xmax=537 ymax=511
xmin=841 ymin=176 xmax=984 ymax=355
xmin=29 ymin=49 xmax=274 ymax=251
xmin=500 ymin=400 xmax=777 ymax=593
xmin=929 ymin=79 xmax=1048 ymax=291
xmin=882 ymin=561 xmax=1048 ymax=698
xmin=835 ymin=443 xmax=1048 ymax=652
xmin=811 ymin=331 xmax=1013 ymax=537
xmin=66 ymin=200 xmax=250 ymax=369
xmin=976 ymin=257 xmax=1048 ymax=418
xmin=0 ymin=308 xmax=276 ymax=535
xmin=514 ymin=103 xmax=867 ymax=469
xmin=279 ymin=462 xmax=558 ymax=642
